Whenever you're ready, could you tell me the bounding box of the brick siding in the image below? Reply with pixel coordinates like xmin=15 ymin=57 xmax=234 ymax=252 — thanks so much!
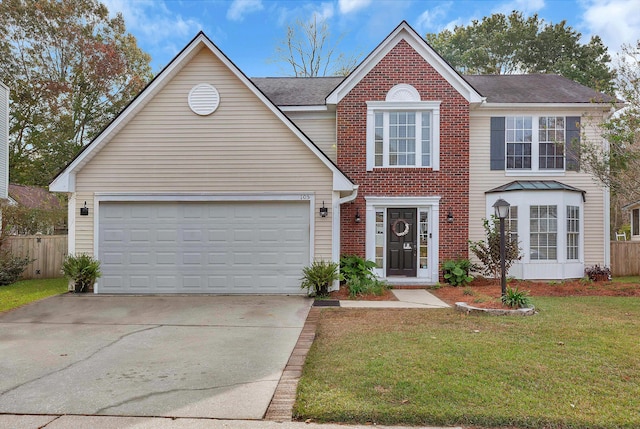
xmin=337 ymin=40 xmax=470 ymax=277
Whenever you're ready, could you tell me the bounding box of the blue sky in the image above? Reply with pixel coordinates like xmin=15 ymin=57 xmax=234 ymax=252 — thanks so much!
xmin=102 ymin=0 xmax=640 ymax=77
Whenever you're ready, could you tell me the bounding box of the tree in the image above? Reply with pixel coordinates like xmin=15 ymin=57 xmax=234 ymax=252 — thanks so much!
xmin=581 ymin=41 xmax=640 ymax=213
xmin=425 ymin=11 xmax=615 ymax=94
xmin=273 ymin=16 xmax=359 ymax=77
xmin=0 ymin=0 xmax=153 ymax=186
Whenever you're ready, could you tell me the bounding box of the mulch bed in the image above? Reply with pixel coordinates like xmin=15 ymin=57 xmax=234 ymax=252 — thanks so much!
xmin=432 ymin=277 xmax=640 ymax=309
xmin=329 ymin=285 xmax=397 ymax=301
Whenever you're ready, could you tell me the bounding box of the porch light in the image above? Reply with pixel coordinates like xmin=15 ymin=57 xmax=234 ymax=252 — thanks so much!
xmin=80 ymin=201 xmax=89 ymax=216
xmin=319 ymin=201 xmax=328 ymax=218
xmin=447 ymin=210 xmax=454 ymax=223
xmin=492 ymin=198 xmax=510 ymax=297
xmin=355 ymin=208 xmax=361 ymax=223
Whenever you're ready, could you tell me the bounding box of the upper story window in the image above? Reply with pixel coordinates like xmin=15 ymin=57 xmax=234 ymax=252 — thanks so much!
xmin=367 ymin=84 xmax=440 ymax=171
xmin=491 ymin=116 xmax=581 ymax=173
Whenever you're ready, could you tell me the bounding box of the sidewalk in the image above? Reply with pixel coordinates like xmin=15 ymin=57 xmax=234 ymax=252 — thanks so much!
xmin=340 ymin=289 xmax=450 ymax=308
xmin=0 ymin=414 xmax=461 ymax=429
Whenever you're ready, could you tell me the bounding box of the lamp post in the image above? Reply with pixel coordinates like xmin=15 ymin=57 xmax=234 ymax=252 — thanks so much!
xmin=493 ymin=198 xmax=510 ymax=297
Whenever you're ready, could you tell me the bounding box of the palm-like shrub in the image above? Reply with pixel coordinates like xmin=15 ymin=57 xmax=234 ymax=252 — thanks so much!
xmin=61 ymin=254 xmax=101 ymax=292
xmin=300 ymin=260 xmax=341 ymax=297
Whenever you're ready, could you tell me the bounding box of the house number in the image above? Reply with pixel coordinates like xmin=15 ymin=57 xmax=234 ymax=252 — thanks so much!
xmin=300 ymin=194 xmax=311 ymax=200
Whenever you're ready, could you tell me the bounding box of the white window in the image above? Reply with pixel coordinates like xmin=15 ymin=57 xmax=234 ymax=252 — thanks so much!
xmin=366 ymin=85 xmax=440 ymax=171
xmin=508 ymin=206 xmax=518 ymax=242
xmin=530 ymin=205 xmax=557 ymax=260
xmin=506 ymin=116 xmax=566 ymax=172
xmin=632 ymin=208 xmax=640 ymax=237
xmin=566 ymin=206 xmax=580 ymax=260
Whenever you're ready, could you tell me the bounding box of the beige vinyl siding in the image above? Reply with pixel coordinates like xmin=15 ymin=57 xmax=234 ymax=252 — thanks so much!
xmin=285 ymin=112 xmax=337 ymax=162
xmin=469 ymin=107 xmax=609 ymax=267
xmin=74 ymin=48 xmax=334 ymax=258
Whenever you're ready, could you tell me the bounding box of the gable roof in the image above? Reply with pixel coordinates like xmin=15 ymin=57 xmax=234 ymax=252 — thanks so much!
xmin=9 ymin=184 xmax=62 ymax=210
xmin=464 ymin=75 xmax=616 ymax=104
xmin=50 ymin=33 xmax=354 ymax=193
xmin=325 ymin=21 xmax=485 ymax=105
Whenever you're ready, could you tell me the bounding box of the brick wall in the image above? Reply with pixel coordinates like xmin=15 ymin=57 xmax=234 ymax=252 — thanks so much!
xmin=337 ymin=40 xmax=470 ymax=274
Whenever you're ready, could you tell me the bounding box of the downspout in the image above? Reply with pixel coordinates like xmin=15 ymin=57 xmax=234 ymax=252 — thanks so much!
xmin=330 ymin=185 xmax=359 ymax=291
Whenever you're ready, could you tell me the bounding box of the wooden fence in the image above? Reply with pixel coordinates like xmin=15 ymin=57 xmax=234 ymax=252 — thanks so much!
xmin=2 ymin=235 xmax=68 ymax=279
xmin=610 ymin=241 xmax=640 ymax=277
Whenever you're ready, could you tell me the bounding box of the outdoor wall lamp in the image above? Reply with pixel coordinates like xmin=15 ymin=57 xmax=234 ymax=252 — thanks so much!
xmin=355 ymin=208 xmax=361 ymax=223
xmin=319 ymin=201 xmax=328 ymax=218
xmin=447 ymin=210 xmax=454 ymax=223
xmin=80 ymin=201 xmax=89 ymax=216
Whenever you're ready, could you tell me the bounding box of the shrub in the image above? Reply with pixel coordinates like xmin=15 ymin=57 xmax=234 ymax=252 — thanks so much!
xmin=469 ymin=216 xmax=522 ymax=278
xmin=340 ymin=254 xmax=388 ymax=297
xmin=300 ymin=260 xmax=341 ymax=297
xmin=61 ymin=254 xmax=101 ymax=293
xmin=442 ymin=258 xmax=473 ymax=286
xmin=346 ymin=276 xmax=388 ymax=297
xmin=0 ymin=251 xmax=33 ymax=286
xmin=584 ymin=265 xmax=611 ymax=281
xmin=340 ymin=254 xmax=377 ymax=283
xmin=501 ymin=286 xmax=532 ymax=308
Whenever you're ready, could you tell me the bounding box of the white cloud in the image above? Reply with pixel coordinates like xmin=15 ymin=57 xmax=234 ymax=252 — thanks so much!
xmin=102 ymin=0 xmax=201 ymax=41
xmin=338 ymin=0 xmax=372 ymax=14
xmin=226 ymin=0 xmax=264 ymax=21
xmin=416 ymin=2 xmax=452 ymax=33
xmin=313 ymin=2 xmax=335 ymax=21
xmin=492 ymin=0 xmax=545 ymax=15
xmin=580 ymin=0 xmax=640 ymax=52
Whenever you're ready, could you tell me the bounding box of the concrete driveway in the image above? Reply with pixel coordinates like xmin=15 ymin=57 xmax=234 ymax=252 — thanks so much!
xmin=0 ymin=294 xmax=311 ymax=419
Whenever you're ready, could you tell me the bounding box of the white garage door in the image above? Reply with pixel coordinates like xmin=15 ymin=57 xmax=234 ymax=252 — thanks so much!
xmin=98 ymin=201 xmax=310 ymax=294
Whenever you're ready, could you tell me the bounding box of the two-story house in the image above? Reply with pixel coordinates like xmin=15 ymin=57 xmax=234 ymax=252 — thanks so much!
xmin=50 ymin=22 xmax=614 ymax=294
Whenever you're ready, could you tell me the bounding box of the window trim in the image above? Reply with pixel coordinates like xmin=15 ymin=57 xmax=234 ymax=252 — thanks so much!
xmin=366 ymin=101 xmax=441 ymax=171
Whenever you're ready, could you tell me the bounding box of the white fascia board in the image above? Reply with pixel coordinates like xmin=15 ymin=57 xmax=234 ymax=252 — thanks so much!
xmin=326 ymin=23 xmax=484 ymax=105
xmin=49 ymin=33 xmax=354 ymax=194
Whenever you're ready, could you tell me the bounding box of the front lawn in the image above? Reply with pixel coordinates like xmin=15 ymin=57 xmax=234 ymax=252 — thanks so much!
xmin=295 ymin=297 xmax=640 ymax=428
xmin=0 ymin=278 xmax=68 ymax=313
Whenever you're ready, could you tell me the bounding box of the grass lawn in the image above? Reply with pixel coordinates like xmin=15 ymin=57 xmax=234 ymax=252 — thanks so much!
xmin=0 ymin=278 xmax=68 ymax=313
xmin=295 ymin=297 xmax=640 ymax=428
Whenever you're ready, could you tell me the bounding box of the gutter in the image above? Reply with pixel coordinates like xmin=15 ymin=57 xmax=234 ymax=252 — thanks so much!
xmin=338 ymin=185 xmax=359 ymax=205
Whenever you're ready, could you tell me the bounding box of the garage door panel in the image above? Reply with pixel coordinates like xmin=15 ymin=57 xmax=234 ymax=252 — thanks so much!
xmin=98 ymin=201 xmax=310 ymax=294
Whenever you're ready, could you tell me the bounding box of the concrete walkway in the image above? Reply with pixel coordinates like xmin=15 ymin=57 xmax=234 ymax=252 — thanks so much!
xmin=339 ymin=289 xmax=450 ymax=308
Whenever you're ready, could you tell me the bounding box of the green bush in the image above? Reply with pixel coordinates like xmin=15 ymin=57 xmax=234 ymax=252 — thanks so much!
xmin=300 ymin=260 xmax=341 ymax=297
xmin=340 ymin=254 xmax=377 ymax=283
xmin=501 ymin=286 xmax=532 ymax=308
xmin=61 ymin=254 xmax=101 ymax=293
xmin=442 ymin=258 xmax=473 ymax=286
xmin=469 ymin=216 xmax=522 ymax=278
xmin=340 ymin=254 xmax=388 ymax=297
xmin=0 ymin=251 xmax=33 ymax=286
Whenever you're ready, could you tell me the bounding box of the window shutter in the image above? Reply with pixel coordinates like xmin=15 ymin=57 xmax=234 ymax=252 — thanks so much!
xmin=490 ymin=117 xmax=505 ymax=170
xmin=566 ymin=116 xmax=581 ymax=172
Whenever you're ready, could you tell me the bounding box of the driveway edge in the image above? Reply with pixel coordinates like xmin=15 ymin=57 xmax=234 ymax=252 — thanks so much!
xmin=265 ymin=306 xmax=321 ymax=421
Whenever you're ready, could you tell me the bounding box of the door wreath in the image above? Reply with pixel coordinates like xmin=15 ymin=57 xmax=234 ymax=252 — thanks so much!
xmin=391 ymin=218 xmax=410 ymax=237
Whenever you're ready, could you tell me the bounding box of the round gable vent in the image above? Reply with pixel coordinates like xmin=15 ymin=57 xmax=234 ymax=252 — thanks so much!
xmin=188 ymin=83 xmax=220 ymax=115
